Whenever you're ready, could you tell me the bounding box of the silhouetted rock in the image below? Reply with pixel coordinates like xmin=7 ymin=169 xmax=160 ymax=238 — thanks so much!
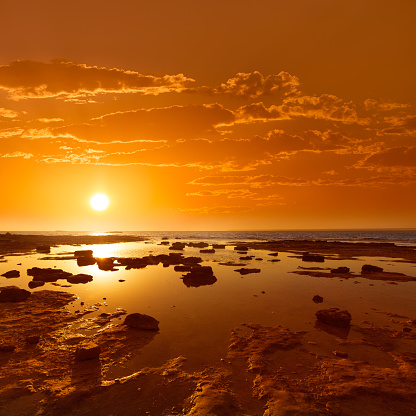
xmin=174 ymin=265 xmax=195 ymax=272
xmin=200 ymin=249 xmax=215 ymax=253
xmin=28 ymin=281 xmax=45 ymax=289
xmin=1 ymin=270 xmax=20 ymax=278
xmin=187 ymin=242 xmax=209 ymax=248
xmin=170 ymin=242 xmax=186 ymax=250
xmin=234 ymin=245 xmax=249 ymax=251
xmin=239 ymin=256 xmax=253 ymax=260
xmin=234 ymin=268 xmax=261 ymax=275
xmin=123 ymin=313 xmax=159 ymax=330
xmin=312 ymin=295 xmax=324 ymax=303
xmin=0 ymin=286 xmax=31 ymax=302
xmin=181 ymin=266 xmax=217 ymax=287
xmin=361 ymin=264 xmax=383 ymax=273
xmin=75 ymin=341 xmax=101 ymax=361
xmin=96 ymin=258 xmax=115 ymax=271
xmin=66 ymin=274 xmax=93 ymax=284
xmin=36 ymin=245 xmax=50 ymax=253
xmin=302 ymin=253 xmax=325 ymax=262
xmin=268 ymin=252 xmax=279 ymax=257
xmin=74 ymin=250 xmax=94 ymax=257
xmin=159 ymin=241 xmax=170 ymax=245
xmin=316 ymin=308 xmax=351 ymax=327
xmin=331 ymin=267 xmax=350 ymax=274
xmin=28 ymin=267 xmax=72 ymax=282
xmin=77 ymin=256 xmax=96 ymax=266
xmin=212 ymin=244 xmax=226 ymax=249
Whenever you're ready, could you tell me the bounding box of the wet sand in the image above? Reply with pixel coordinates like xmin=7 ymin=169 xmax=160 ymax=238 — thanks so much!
xmin=1 ymin=234 xmax=416 ymax=415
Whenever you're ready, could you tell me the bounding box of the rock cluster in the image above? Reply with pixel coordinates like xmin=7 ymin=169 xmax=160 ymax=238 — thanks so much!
xmin=181 ymin=266 xmax=217 ymax=287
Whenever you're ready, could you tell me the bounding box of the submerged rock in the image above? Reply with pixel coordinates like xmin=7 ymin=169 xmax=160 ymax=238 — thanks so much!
xmin=0 ymin=286 xmax=31 ymax=302
xmin=1 ymin=270 xmax=20 ymax=278
xmin=123 ymin=313 xmax=159 ymax=330
xmin=316 ymin=308 xmax=352 ymax=328
xmin=75 ymin=341 xmax=101 ymax=361
xmin=331 ymin=267 xmax=350 ymax=274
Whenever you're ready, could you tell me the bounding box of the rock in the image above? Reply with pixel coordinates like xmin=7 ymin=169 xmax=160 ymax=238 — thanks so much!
xmin=361 ymin=264 xmax=383 ymax=273
xmin=316 ymin=308 xmax=351 ymax=327
xmin=66 ymin=274 xmax=93 ymax=284
xmin=234 ymin=268 xmax=261 ymax=275
xmin=174 ymin=265 xmax=194 ymax=272
xmin=123 ymin=313 xmax=159 ymax=330
xmin=302 ymin=253 xmax=325 ymax=262
xmin=0 ymin=286 xmax=31 ymax=302
xmin=0 ymin=343 xmax=16 ymax=352
xmin=159 ymin=241 xmax=169 ymax=245
xmin=28 ymin=281 xmax=45 ymax=289
xmin=96 ymin=258 xmax=115 ymax=271
xmin=331 ymin=267 xmax=350 ymax=274
xmin=36 ymin=245 xmax=51 ymax=253
xmin=169 ymin=242 xmax=186 ymax=251
xmin=77 ymin=256 xmax=96 ymax=266
xmin=234 ymin=245 xmax=249 ymax=251
xmin=187 ymin=242 xmax=209 ymax=248
xmin=333 ymin=350 xmax=349 ymax=358
xmin=181 ymin=266 xmax=217 ymax=287
xmin=212 ymin=244 xmax=225 ymax=249
xmin=239 ymin=256 xmax=253 ymax=260
xmin=312 ymin=295 xmax=324 ymax=303
xmin=268 ymin=252 xmax=279 ymax=256
xmin=1 ymin=270 xmax=20 ymax=278
xmin=403 ymin=327 xmax=412 ymax=332
xmin=25 ymin=335 xmax=40 ymax=344
xmin=27 ymin=267 xmax=72 ymax=282
xmin=75 ymin=341 xmax=101 ymax=361
xmin=74 ymin=250 xmax=94 ymax=257
xmin=200 ymin=249 xmax=215 ymax=253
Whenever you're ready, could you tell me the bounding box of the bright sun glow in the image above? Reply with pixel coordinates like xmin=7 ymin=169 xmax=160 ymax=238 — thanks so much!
xmin=90 ymin=193 xmax=110 ymax=211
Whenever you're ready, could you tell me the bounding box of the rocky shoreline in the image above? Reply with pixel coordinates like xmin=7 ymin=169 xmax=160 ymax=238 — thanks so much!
xmin=1 ymin=235 xmax=416 ymax=415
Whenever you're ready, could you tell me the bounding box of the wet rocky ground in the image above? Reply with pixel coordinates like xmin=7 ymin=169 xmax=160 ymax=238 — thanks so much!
xmin=1 ymin=234 xmax=416 ymax=415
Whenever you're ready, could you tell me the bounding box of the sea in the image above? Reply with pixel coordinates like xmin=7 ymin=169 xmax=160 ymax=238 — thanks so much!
xmin=4 ymin=229 xmax=416 ymax=245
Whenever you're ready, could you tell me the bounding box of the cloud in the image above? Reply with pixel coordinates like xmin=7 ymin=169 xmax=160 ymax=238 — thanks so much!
xmin=363 ymin=146 xmax=416 ymax=167
xmin=181 ymin=205 xmax=253 ymax=214
xmin=0 ymin=107 xmax=19 ymax=118
xmin=0 ymin=60 xmax=194 ymax=99
xmin=1 ymin=151 xmax=33 ymax=159
xmin=279 ymin=94 xmax=361 ymax=124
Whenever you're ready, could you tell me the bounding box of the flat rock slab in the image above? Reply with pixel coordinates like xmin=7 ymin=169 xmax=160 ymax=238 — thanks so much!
xmin=75 ymin=341 xmax=101 ymax=361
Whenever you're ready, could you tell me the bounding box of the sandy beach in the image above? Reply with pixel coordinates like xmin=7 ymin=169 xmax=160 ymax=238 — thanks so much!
xmin=1 ymin=233 xmax=416 ymax=416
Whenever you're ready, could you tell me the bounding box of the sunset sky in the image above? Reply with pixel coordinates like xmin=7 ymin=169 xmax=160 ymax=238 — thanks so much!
xmin=1 ymin=0 xmax=415 ymax=231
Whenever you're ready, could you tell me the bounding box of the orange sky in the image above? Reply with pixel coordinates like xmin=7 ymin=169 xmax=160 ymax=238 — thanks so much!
xmin=0 ymin=0 xmax=415 ymax=231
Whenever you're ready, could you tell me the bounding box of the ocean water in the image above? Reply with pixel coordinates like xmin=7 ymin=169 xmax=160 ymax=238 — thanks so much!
xmin=4 ymin=229 xmax=416 ymax=245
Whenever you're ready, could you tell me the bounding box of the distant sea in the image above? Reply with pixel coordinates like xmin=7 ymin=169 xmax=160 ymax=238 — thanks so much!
xmin=4 ymin=229 xmax=416 ymax=245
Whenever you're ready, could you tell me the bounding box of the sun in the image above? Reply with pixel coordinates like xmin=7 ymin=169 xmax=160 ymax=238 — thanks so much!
xmin=90 ymin=193 xmax=110 ymax=211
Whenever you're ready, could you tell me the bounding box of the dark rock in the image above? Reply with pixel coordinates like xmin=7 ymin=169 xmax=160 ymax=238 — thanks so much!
xmin=234 ymin=268 xmax=261 ymax=275
xmin=74 ymin=250 xmax=94 ymax=257
xmin=28 ymin=267 xmax=72 ymax=282
xmin=77 ymin=256 xmax=96 ymax=267
xmin=239 ymin=256 xmax=253 ymax=260
xmin=212 ymin=244 xmax=226 ymax=249
xmin=333 ymin=350 xmax=349 ymax=358
xmin=96 ymin=258 xmax=115 ymax=271
xmin=159 ymin=241 xmax=170 ymax=245
xmin=268 ymin=252 xmax=279 ymax=257
xmin=66 ymin=274 xmax=93 ymax=284
xmin=75 ymin=341 xmax=101 ymax=360
xmin=331 ymin=267 xmax=350 ymax=274
xmin=169 ymin=242 xmax=186 ymax=251
xmin=200 ymin=249 xmax=215 ymax=253
xmin=312 ymin=295 xmax=324 ymax=303
xmin=187 ymin=242 xmax=209 ymax=248
xmin=316 ymin=308 xmax=352 ymax=328
xmin=0 ymin=286 xmax=31 ymax=302
xmin=0 ymin=343 xmax=16 ymax=352
xmin=1 ymin=270 xmax=20 ymax=278
xmin=174 ymin=265 xmax=194 ymax=272
xmin=268 ymin=259 xmax=281 ymax=262
xmin=181 ymin=266 xmax=217 ymax=287
xmin=36 ymin=245 xmax=51 ymax=253
xmin=302 ymin=253 xmax=325 ymax=262
xmin=361 ymin=264 xmax=383 ymax=273
xmin=255 ymin=258 xmax=263 ymax=261
xmin=234 ymin=245 xmax=249 ymax=251
xmin=28 ymin=281 xmax=45 ymax=289
xmin=123 ymin=313 xmax=159 ymax=330
xmin=403 ymin=327 xmax=412 ymax=332
xmin=25 ymin=335 xmax=40 ymax=344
